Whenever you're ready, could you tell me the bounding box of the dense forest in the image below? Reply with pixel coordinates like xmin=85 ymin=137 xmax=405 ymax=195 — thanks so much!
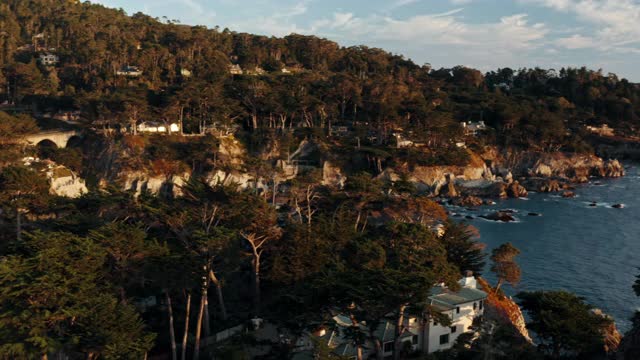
xmin=1 ymin=1 xmax=640 ymax=359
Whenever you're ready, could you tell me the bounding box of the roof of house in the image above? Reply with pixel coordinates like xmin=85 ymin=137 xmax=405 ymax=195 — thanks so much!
xmin=373 ymin=320 xmax=396 ymax=343
xmin=429 ymin=286 xmax=487 ymax=307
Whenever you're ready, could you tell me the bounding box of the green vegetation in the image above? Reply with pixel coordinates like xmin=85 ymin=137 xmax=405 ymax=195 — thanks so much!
xmin=516 ymin=291 xmax=613 ymax=358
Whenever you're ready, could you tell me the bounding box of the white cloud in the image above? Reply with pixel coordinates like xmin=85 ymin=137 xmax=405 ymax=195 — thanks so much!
xmin=555 ymin=34 xmax=594 ymax=49
xmin=523 ymin=0 xmax=640 ymax=52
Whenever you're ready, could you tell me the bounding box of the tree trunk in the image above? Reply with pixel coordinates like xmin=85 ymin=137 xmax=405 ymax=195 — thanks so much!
xmin=181 ymin=292 xmax=191 ymax=360
xmin=350 ymin=314 xmax=364 ymax=360
xmin=203 ymin=294 xmax=210 ymax=337
xmin=394 ymin=304 xmax=407 ymax=360
xmin=193 ymin=293 xmax=206 ymax=360
xmin=495 ymin=278 xmax=503 ymax=294
xmin=253 ymin=258 xmax=261 ymax=316
xmin=166 ymin=291 xmax=177 ymax=360
xmin=15 ymin=205 xmax=21 ymax=242
xmin=210 ymin=270 xmax=228 ymax=320
xmin=179 ymin=106 xmax=184 ymax=135
xmin=374 ymin=338 xmax=384 ymax=360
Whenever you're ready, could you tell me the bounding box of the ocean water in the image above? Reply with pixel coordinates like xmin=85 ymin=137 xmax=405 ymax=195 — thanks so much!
xmin=450 ymin=164 xmax=640 ymax=332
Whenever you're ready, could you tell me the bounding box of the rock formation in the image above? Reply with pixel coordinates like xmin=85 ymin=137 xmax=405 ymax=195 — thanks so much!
xmin=477 ymin=277 xmax=532 ymax=343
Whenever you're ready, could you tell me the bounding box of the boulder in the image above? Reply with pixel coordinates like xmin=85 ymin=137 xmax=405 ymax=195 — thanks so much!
xmin=481 ymin=211 xmax=517 ymax=222
xmin=522 ymin=178 xmax=562 ymax=192
xmin=562 ymin=191 xmax=576 ymax=198
xmin=506 ymin=181 xmax=528 ymax=198
xmin=451 ymin=195 xmax=484 ymax=207
xmin=322 ymin=161 xmax=347 ymax=189
xmin=532 ymin=163 xmax=553 ymax=177
xmin=604 ymin=159 xmax=625 ymax=178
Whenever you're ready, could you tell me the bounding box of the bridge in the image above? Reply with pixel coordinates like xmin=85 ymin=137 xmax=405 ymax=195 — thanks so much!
xmin=23 ymin=130 xmax=81 ymax=148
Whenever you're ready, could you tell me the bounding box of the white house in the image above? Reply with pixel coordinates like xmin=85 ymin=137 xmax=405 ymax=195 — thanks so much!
xmin=38 ymin=53 xmax=59 ymax=66
xmin=137 ymin=121 xmax=180 ymax=134
xmin=228 ymin=64 xmax=243 ymax=75
xmin=394 ymin=133 xmax=415 ymax=148
xmin=422 ymin=274 xmax=486 ymax=353
xmin=293 ymin=274 xmax=486 ymax=359
xmin=586 ymin=124 xmax=615 ymax=137
xmin=116 ymin=65 xmax=143 ymax=77
xmin=462 ymin=121 xmax=487 ymax=136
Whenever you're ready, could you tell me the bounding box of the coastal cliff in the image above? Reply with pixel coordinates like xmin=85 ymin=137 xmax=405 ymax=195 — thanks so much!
xmin=477 ymin=277 xmax=532 ymax=343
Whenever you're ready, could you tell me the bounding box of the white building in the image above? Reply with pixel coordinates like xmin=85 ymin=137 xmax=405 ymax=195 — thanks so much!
xmin=116 ymin=65 xmax=143 ymax=77
xmin=422 ymin=275 xmax=486 ymax=353
xmin=462 ymin=121 xmax=487 ymax=136
xmin=38 ymin=53 xmax=59 ymax=66
xmin=137 ymin=121 xmax=180 ymax=134
xmin=586 ymin=124 xmax=615 ymax=137
xmin=294 ymin=274 xmax=487 ymax=358
xmin=228 ymin=64 xmax=243 ymax=75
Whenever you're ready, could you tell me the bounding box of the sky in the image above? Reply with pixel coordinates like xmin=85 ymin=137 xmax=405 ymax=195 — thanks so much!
xmin=94 ymin=0 xmax=640 ymax=81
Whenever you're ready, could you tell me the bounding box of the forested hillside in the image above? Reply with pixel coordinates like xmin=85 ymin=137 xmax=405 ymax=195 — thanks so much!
xmin=0 ymin=0 xmax=638 ymax=152
xmin=1 ymin=1 xmax=640 ymax=360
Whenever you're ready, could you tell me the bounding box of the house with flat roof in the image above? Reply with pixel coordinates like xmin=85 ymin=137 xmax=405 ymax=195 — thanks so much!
xmin=423 ymin=274 xmax=487 ymax=353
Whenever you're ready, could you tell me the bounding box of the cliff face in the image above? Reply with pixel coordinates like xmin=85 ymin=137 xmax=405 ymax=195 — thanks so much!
xmin=477 ymin=277 xmax=532 ymax=343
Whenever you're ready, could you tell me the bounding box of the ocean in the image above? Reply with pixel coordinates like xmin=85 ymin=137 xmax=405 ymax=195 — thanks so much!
xmin=449 ymin=163 xmax=640 ymax=332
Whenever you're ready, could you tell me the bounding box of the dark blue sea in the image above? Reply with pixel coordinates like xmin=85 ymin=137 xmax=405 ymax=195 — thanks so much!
xmin=450 ymin=163 xmax=640 ymax=332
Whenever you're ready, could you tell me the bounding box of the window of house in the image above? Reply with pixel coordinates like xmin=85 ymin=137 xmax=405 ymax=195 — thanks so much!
xmin=480 ymin=300 xmax=484 ymax=310
xmin=473 ymin=302 xmax=477 ymax=310
xmin=439 ymin=334 xmax=449 ymax=345
xmin=456 ymin=306 xmax=460 ymax=314
xmin=412 ymin=335 xmax=419 ymax=345
xmin=451 ymin=326 xmax=457 ymax=333
xmin=384 ymin=342 xmax=395 ymax=353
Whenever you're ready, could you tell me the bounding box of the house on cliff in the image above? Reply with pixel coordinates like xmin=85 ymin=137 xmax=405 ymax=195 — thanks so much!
xmin=293 ymin=273 xmax=487 ymax=358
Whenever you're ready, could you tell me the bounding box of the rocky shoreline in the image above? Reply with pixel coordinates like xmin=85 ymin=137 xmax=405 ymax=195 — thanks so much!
xmin=419 ymin=150 xmax=625 ymax=206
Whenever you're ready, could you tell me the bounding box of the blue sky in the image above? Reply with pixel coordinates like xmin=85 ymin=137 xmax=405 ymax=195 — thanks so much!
xmin=94 ymin=0 xmax=640 ymax=81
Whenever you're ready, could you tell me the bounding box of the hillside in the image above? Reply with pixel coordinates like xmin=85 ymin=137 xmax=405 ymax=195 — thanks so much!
xmin=0 ymin=1 xmax=639 ymax=360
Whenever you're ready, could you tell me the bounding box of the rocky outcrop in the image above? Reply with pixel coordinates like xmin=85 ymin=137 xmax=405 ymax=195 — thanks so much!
xmin=477 ymin=277 xmax=532 ymax=343
xmin=481 ymin=211 xmax=517 ymax=222
xmin=49 ymin=167 xmax=88 ymax=198
xmin=322 ymin=161 xmax=346 ymax=188
xmin=451 ymin=195 xmax=483 ymax=207
xmin=603 ymin=159 xmax=625 ymax=178
xmin=122 ymin=171 xmax=190 ymax=198
xmin=521 ymin=178 xmax=562 ymax=192
xmin=506 ymin=181 xmax=528 ymax=198
xmin=23 ymin=157 xmax=88 ymax=198
xmin=591 ymin=309 xmax=621 ymax=353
